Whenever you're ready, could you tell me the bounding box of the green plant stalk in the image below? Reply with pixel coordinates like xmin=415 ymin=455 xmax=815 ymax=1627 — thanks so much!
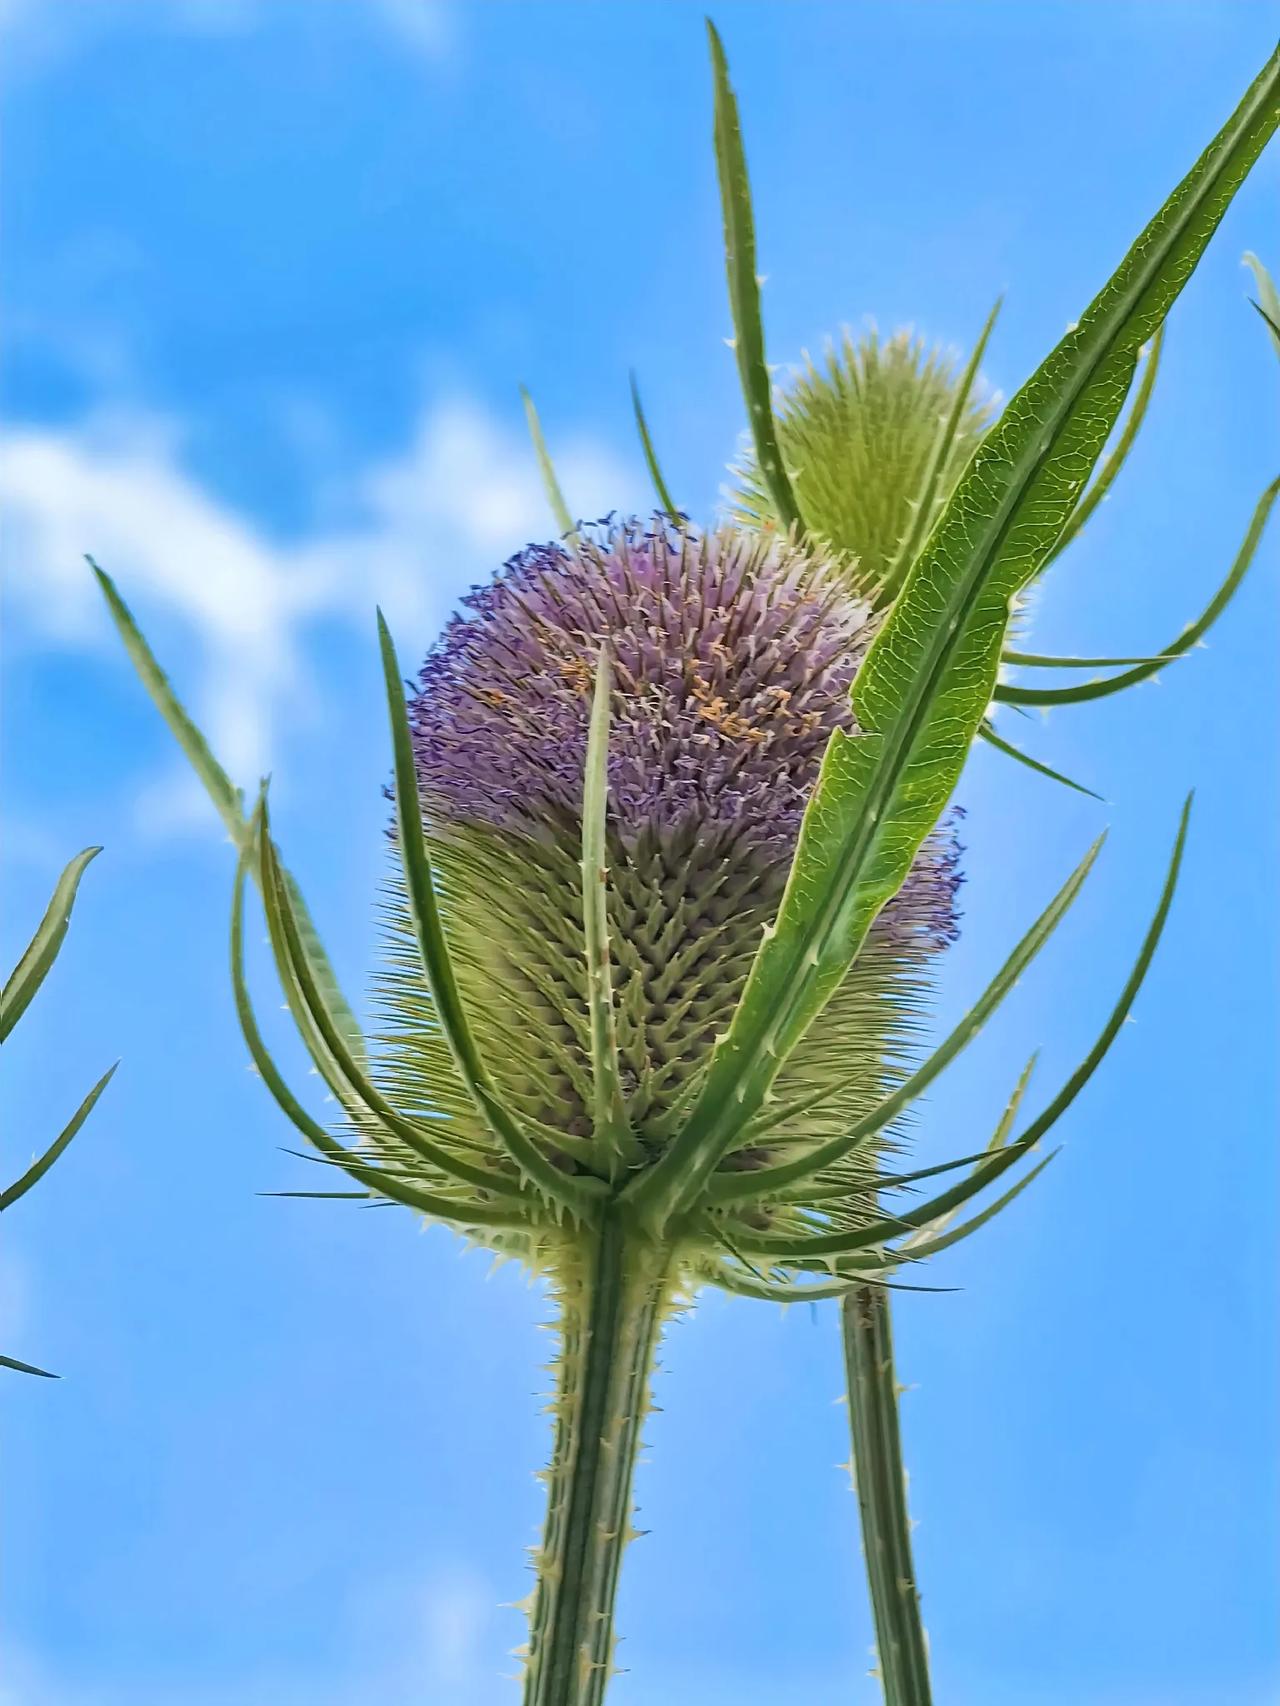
xmin=843 ymin=1285 xmax=931 ymax=1706
xmin=524 ymin=1212 xmax=672 ymax=1706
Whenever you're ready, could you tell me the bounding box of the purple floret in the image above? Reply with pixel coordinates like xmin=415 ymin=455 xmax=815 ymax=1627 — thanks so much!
xmin=409 ymin=516 xmax=961 ymax=947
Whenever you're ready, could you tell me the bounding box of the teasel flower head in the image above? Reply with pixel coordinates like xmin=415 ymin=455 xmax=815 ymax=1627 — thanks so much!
xmin=732 ymin=324 xmax=996 ymax=607
xmin=198 ymin=514 xmax=991 ymax=1697
xmin=370 ymin=515 xmax=962 ymax=1278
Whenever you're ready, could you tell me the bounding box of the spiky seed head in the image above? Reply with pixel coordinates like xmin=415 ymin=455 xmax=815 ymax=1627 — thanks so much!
xmin=370 ymin=517 xmax=960 ymax=1269
xmin=731 ymin=326 xmax=993 ymax=600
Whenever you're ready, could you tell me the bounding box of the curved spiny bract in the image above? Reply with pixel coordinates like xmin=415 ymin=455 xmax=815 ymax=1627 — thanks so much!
xmin=1245 ymin=252 xmax=1280 ymax=360
xmin=1 ymin=848 xmax=115 ymax=1377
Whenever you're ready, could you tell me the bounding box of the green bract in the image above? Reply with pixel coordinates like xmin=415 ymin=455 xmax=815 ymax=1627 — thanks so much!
xmin=1 ymin=849 xmax=116 ymax=1378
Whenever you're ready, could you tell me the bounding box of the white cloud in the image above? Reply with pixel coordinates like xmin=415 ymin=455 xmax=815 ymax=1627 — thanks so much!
xmin=2 ymin=410 xmax=319 ymax=834
xmin=1 ymin=394 xmax=636 ymax=836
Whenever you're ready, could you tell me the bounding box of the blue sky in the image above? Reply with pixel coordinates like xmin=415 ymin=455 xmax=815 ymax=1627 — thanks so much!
xmin=2 ymin=2 xmax=1277 ymax=1702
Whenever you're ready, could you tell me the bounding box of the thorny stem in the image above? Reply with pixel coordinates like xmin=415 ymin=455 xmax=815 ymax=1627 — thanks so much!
xmin=842 ymin=1286 xmax=932 ymax=1706
xmin=524 ymin=1212 xmax=671 ymax=1706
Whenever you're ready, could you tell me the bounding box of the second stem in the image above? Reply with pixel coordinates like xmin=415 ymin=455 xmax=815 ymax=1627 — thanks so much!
xmin=842 ymin=1285 xmax=932 ymax=1706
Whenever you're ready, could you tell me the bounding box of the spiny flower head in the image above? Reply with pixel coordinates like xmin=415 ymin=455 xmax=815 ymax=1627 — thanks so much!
xmin=414 ymin=515 xmax=872 ymax=854
xmin=371 ymin=517 xmax=961 ymax=1269
xmin=732 ymin=326 xmax=994 ymax=601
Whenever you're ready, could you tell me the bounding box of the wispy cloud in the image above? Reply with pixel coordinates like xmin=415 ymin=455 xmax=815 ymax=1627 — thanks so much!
xmin=2 ymin=395 xmax=637 ymax=835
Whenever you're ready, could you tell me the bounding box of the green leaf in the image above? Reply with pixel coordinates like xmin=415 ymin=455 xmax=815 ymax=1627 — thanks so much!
xmin=709 ymin=835 xmax=1100 ymax=1208
xmin=1038 ymin=324 xmax=1164 ymax=569
xmin=629 ymin=371 xmax=680 ymax=516
xmin=1 ymin=847 xmax=101 ymax=1044
xmin=1 ymin=1063 xmax=117 ymax=1212
xmin=520 ymin=385 xmax=576 ymax=540
xmin=230 ymin=843 xmax=531 ymax=1229
xmin=376 ymin=614 xmax=606 ymax=1215
xmin=881 ymin=295 xmax=1003 ymax=607
xmin=707 ymin=19 xmax=802 ymax=536
xmin=733 ymin=796 xmax=1190 ymax=1263
xmin=0 ymin=1353 xmax=59 ymax=1378
xmin=629 ymin=43 xmax=1278 ymax=1230
xmin=997 ymin=475 xmax=1279 ymax=707
xmin=978 ymin=721 xmax=1104 ymax=801
xmin=1244 ymin=251 xmax=1280 ymax=360
xmin=92 ymin=560 xmax=365 ymax=1061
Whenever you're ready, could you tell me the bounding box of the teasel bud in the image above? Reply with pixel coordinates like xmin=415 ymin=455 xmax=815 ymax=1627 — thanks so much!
xmin=730 ymin=324 xmax=995 ymax=608
xmin=721 ymin=293 xmax=1273 ymax=821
